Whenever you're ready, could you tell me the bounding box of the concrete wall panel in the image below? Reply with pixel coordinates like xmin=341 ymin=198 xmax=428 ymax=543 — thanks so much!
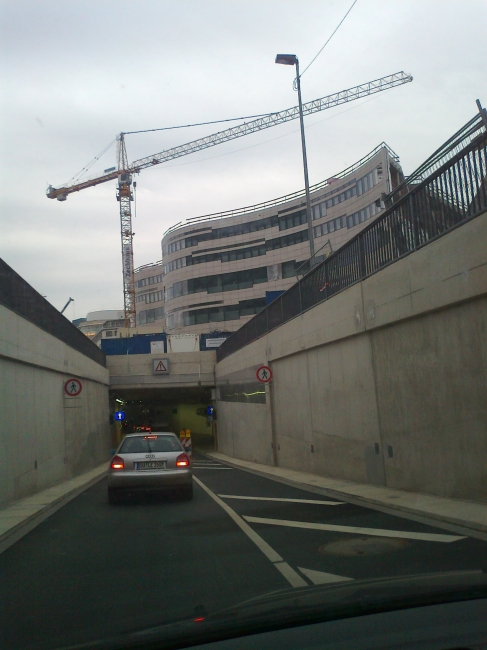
xmin=217 ymin=401 xmax=272 ymax=465
xmin=372 ymin=298 xmax=487 ymax=500
xmin=272 ymin=334 xmax=382 ymax=483
xmin=0 ymin=307 xmax=110 ymax=509
xmin=216 ymin=211 xmax=487 ymax=501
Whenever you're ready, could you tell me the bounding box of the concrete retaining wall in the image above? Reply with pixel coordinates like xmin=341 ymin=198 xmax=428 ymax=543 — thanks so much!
xmin=215 ymin=211 xmax=487 ymax=501
xmin=0 ymin=305 xmax=110 ymax=509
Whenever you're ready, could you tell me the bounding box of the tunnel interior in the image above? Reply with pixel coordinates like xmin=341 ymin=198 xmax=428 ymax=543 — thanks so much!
xmin=109 ymin=386 xmax=215 ymax=451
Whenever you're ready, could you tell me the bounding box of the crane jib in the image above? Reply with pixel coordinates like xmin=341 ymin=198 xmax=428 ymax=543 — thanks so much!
xmin=46 ymin=71 xmax=412 ymax=198
xmin=130 ymin=72 xmax=412 ymax=172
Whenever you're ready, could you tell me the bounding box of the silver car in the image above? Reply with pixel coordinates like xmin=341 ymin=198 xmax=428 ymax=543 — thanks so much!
xmin=107 ymin=432 xmax=193 ymax=504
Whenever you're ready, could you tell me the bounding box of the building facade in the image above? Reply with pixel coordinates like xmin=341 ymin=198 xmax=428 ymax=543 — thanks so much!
xmin=155 ymin=143 xmax=404 ymax=335
xmin=76 ymin=310 xmax=126 ymax=339
xmin=134 ymin=261 xmax=164 ymax=327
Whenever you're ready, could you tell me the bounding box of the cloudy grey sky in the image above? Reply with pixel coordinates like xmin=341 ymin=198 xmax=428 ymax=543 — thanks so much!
xmin=1 ymin=0 xmax=486 ymax=321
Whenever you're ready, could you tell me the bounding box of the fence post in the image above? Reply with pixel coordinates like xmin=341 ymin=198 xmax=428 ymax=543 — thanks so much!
xmin=358 ymin=232 xmax=366 ymax=280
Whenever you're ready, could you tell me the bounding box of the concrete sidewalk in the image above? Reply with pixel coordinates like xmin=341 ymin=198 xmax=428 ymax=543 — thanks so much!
xmin=0 ymin=463 xmax=107 ymax=554
xmin=206 ymin=451 xmax=487 ymax=535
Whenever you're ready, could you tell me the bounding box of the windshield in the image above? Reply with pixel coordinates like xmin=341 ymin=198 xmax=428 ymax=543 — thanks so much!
xmin=1 ymin=1 xmax=486 ymax=650
xmin=119 ymin=435 xmax=182 ymax=453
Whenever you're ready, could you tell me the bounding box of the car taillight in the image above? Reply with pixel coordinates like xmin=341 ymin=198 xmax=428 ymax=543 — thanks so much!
xmin=111 ymin=455 xmax=124 ymax=470
xmin=176 ymin=453 xmax=190 ymax=467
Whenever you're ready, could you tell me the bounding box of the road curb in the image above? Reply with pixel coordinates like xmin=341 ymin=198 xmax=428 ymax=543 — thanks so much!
xmin=205 ymin=452 xmax=487 ymax=536
xmin=0 ymin=464 xmax=108 ymax=554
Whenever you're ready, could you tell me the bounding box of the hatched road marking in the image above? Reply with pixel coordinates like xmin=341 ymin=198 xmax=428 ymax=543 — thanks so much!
xmin=218 ymin=495 xmax=344 ymax=506
xmin=243 ymin=516 xmax=466 ymax=543
xmin=193 ymin=476 xmax=307 ymax=588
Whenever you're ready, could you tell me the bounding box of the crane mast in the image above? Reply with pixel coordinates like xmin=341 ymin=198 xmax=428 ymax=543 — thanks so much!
xmin=46 ymin=71 xmax=413 ymax=326
xmin=116 ymin=134 xmax=136 ymax=327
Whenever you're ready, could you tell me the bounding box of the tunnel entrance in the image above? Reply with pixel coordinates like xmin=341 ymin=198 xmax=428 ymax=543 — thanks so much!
xmin=109 ymin=386 xmax=215 ymax=452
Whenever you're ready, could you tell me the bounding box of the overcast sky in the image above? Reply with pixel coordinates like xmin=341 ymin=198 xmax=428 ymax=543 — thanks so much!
xmin=1 ymin=0 xmax=486 ymax=321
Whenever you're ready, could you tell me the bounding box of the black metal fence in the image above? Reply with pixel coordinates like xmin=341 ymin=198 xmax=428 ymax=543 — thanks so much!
xmin=0 ymin=258 xmax=106 ymax=367
xmin=217 ymin=120 xmax=487 ymax=363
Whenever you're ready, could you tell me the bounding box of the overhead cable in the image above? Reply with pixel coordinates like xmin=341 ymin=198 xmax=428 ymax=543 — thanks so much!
xmin=300 ymin=0 xmax=359 ymax=79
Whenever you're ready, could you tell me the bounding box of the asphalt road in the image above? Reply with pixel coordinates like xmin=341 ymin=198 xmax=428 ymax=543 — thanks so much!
xmin=1 ymin=453 xmax=486 ymax=649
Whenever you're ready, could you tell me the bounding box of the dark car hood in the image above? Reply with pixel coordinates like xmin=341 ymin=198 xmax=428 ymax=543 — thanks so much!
xmin=62 ymin=570 xmax=487 ymax=650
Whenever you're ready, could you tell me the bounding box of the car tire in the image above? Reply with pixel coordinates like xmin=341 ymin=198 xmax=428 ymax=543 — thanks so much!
xmin=108 ymin=488 xmax=120 ymax=505
xmin=181 ymin=484 xmax=193 ymax=501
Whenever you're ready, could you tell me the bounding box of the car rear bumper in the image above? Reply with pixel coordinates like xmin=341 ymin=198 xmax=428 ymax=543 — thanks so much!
xmin=108 ymin=469 xmax=192 ymax=489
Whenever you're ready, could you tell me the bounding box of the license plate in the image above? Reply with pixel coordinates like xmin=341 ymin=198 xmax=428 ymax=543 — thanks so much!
xmin=136 ymin=461 xmax=166 ymax=470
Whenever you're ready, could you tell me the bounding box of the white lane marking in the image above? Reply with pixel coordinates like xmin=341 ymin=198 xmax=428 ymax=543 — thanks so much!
xmin=193 ymin=476 xmax=308 ymax=588
xmin=274 ymin=562 xmax=308 ymax=587
xmin=218 ymin=495 xmax=344 ymax=506
xmin=243 ymin=516 xmax=466 ymax=543
xmin=298 ymin=567 xmax=353 ymax=585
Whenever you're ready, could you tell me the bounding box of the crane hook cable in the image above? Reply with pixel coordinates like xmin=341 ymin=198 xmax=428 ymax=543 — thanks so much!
xmin=67 ymin=138 xmax=117 ymax=185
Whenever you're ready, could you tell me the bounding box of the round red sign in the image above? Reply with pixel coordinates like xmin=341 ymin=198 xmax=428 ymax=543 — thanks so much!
xmin=256 ymin=365 xmax=273 ymax=383
xmin=64 ymin=378 xmax=82 ymax=396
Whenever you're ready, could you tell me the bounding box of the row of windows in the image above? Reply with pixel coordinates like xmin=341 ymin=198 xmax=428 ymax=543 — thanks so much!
xmin=189 ymin=243 xmax=267 ymax=266
xmin=278 ymin=209 xmax=307 ymax=231
xmin=357 ymin=169 xmax=379 ymax=196
xmin=166 ymin=215 xmax=279 ymax=253
xmin=166 ymin=266 xmax=268 ymax=300
xmin=165 ymin=229 xmax=308 ymax=275
xmin=182 ymin=297 xmax=267 ymax=326
xmin=165 ymin=168 xmax=381 ymax=255
xmin=218 ymin=381 xmax=266 ymax=404
xmin=312 ymin=188 xmax=352 ymax=220
xmin=135 ymin=290 xmax=164 ymax=304
xmin=312 ymin=200 xmax=381 ymax=238
xmin=163 ymin=257 xmax=186 ymax=274
xmin=346 ymin=201 xmax=381 ymax=228
xmin=313 ymin=215 xmax=347 ymax=238
xmin=311 ymin=169 xmax=379 ymax=221
xmin=168 ymin=211 xmax=307 ymax=253
xmin=135 ymin=273 xmax=163 ymax=288
xmin=167 ymin=239 xmax=186 ymax=254
xmin=135 ymin=306 xmax=164 ymax=326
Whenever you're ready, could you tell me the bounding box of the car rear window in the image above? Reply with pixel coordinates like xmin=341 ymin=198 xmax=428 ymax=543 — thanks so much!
xmin=119 ymin=436 xmax=182 ymax=454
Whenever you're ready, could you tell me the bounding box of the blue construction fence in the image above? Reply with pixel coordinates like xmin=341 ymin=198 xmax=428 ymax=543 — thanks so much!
xmin=101 ymin=331 xmax=233 ymax=355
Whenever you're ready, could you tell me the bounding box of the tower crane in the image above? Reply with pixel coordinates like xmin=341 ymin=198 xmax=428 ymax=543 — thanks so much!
xmin=47 ymin=71 xmax=412 ymax=327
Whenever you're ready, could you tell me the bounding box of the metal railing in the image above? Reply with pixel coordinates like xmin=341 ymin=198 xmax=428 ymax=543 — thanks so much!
xmin=217 ymin=116 xmax=487 ymax=362
xmin=0 ymin=259 xmax=106 ymax=367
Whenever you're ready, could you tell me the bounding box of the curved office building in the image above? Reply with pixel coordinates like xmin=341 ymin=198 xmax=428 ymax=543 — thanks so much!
xmin=160 ymin=143 xmax=404 ymax=335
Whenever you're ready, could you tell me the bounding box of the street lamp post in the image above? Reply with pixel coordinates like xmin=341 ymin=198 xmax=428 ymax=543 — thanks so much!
xmin=275 ymin=54 xmax=315 ymax=264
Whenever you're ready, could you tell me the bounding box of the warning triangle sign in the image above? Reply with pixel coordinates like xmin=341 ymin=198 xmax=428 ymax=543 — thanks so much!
xmin=155 ymin=361 xmax=167 ymax=372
